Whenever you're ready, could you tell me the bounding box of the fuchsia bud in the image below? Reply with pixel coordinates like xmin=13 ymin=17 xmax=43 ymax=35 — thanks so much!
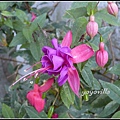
xmin=52 ymin=113 xmax=59 ymax=118
xmin=31 ymin=12 xmax=37 ymax=22
xmin=86 ymin=15 xmax=98 ymax=39
xmin=95 ymin=42 xmax=108 ymax=67
xmin=107 ymin=1 xmax=118 ymax=17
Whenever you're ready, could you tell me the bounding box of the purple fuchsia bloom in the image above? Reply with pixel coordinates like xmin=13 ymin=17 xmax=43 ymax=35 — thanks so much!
xmin=26 ymin=78 xmax=54 ymax=113
xmin=86 ymin=15 xmax=98 ymax=39
xmin=95 ymin=42 xmax=108 ymax=67
xmin=10 ymin=31 xmax=94 ymax=97
xmin=107 ymin=1 xmax=118 ymax=17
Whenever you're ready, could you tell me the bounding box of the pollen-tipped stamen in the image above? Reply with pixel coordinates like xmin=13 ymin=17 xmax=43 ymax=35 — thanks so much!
xmin=9 ymin=66 xmax=52 ymax=89
xmin=24 ymin=61 xmax=41 ymax=72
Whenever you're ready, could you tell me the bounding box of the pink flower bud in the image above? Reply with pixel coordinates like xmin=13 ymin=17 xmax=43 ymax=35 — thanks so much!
xmin=95 ymin=42 xmax=108 ymax=67
xmin=107 ymin=2 xmax=118 ymax=16
xmin=86 ymin=15 xmax=98 ymax=39
xmin=31 ymin=12 xmax=37 ymax=22
xmin=52 ymin=113 xmax=58 ymax=118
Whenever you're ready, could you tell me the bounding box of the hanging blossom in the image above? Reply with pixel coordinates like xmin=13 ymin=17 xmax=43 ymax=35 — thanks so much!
xmin=107 ymin=1 xmax=118 ymax=17
xmin=10 ymin=31 xmax=94 ymax=97
xmin=95 ymin=42 xmax=108 ymax=67
xmin=27 ymin=78 xmax=54 ymax=113
xmin=86 ymin=15 xmax=98 ymax=39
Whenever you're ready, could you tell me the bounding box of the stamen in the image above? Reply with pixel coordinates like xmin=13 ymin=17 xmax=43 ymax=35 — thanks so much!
xmin=9 ymin=66 xmax=52 ymax=89
xmin=24 ymin=61 xmax=41 ymax=72
xmin=34 ymin=73 xmax=38 ymax=78
xmin=9 ymin=70 xmax=39 ymax=89
xmin=23 ymin=78 xmax=28 ymax=81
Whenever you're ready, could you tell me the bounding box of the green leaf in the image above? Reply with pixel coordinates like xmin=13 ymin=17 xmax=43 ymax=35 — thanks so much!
xmin=85 ymin=57 xmax=98 ymax=70
xmin=30 ymin=41 xmax=41 ymax=61
xmin=1 ymin=11 xmax=14 ymax=17
xmin=9 ymin=32 xmax=27 ymax=47
xmin=74 ymin=95 xmax=82 ymax=110
xmin=15 ymin=9 xmax=28 ymax=23
xmin=95 ymin=9 xmax=120 ymax=26
xmin=81 ymin=67 xmax=93 ymax=88
xmin=12 ymin=19 xmax=24 ymax=31
xmin=112 ymin=111 xmax=120 ymax=118
xmin=81 ymin=66 xmax=101 ymax=90
xmin=63 ymin=82 xmax=75 ymax=104
xmin=94 ymin=14 xmax=103 ymax=27
xmin=55 ymin=105 xmax=68 ymax=115
xmin=71 ymin=17 xmax=88 ymax=47
xmin=14 ymin=101 xmax=26 ymax=118
xmin=99 ymin=80 xmax=120 ymax=104
xmin=30 ymin=13 xmax=47 ymax=32
xmin=0 ymin=2 xmax=10 ymax=11
xmin=4 ymin=19 xmax=13 ymax=29
xmin=2 ymin=103 xmax=15 ymax=118
xmin=99 ymin=101 xmax=119 ymax=117
xmin=60 ymin=87 xmax=71 ymax=109
xmin=114 ymin=80 xmax=120 ymax=88
xmin=92 ymin=78 xmax=101 ymax=90
xmin=58 ymin=112 xmax=69 ymax=118
xmin=25 ymin=106 xmax=47 ymax=118
xmin=88 ymin=43 xmax=98 ymax=51
xmin=64 ymin=7 xmax=87 ymax=19
xmin=107 ymin=63 xmax=120 ymax=76
xmin=91 ymin=94 xmax=112 ymax=108
xmin=22 ymin=27 xmax=33 ymax=43
xmin=70 ymin=2 xmax=88 ymax=9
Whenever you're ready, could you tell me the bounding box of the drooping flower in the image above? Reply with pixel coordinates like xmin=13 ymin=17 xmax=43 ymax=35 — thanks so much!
xmin=107 ymin=1 xmax=118 ymax=17
xmin=52 ymin=113 xmax=59 ymax=118
xmin=10 ymin=31 xmax=94 ymax=97
xmin=31 ymin=12 xmax=37 ymax=22
xmin=95 ymin=42 xmax=108 ymax=67
xmin=26 ymin=78 xmax=54 ymax=113
xmin=86 ymin=15 xmax=98 ymax=39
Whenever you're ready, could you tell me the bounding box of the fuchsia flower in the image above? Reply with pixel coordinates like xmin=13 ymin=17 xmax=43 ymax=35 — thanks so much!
xmin=95 ymin=42 xmax=108 ymax=67
xmin=11 ymin=31 xmax=94 ymax=97
xmin=107 ymin=1 xmax=118 ymax=17
xmin=86 ymin=15 xmax=98 ymax=39
xmin=52 ymin=113 xmax=58 ymax=118
xmin=26 ymin=78 xmax=54 ymax=113
xmin=31 ymin=12 xmax=37 ymax=22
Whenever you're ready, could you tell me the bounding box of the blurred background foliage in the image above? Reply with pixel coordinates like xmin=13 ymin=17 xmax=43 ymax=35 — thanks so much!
xmin=0 ymin=1 xmax=120 ymax=118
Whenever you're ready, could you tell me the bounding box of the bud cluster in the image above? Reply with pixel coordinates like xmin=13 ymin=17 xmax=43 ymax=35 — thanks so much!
xmin=85 ymin=1 xmax=118 ymax=67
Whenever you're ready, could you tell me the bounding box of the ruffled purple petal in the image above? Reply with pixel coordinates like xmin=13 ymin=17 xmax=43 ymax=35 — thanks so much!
xmin=42 ymin=46 xmax=56 ymax=55
xmin=52 ymin=55 xmax=64 ymax=70
xmin=59 ymin=47 xmax=72 ymax=57
xmin=57 ymin=66 xmax=68 ymax=86
xmin=47 ymin=66 xmax=62 ymax=76
xmin=41 ymin=55 xmax=53 ymax=68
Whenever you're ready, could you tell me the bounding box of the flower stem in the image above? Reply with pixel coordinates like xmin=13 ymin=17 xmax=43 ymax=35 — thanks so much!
xmin=52 ymin=88 xmax=59 ymax=106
